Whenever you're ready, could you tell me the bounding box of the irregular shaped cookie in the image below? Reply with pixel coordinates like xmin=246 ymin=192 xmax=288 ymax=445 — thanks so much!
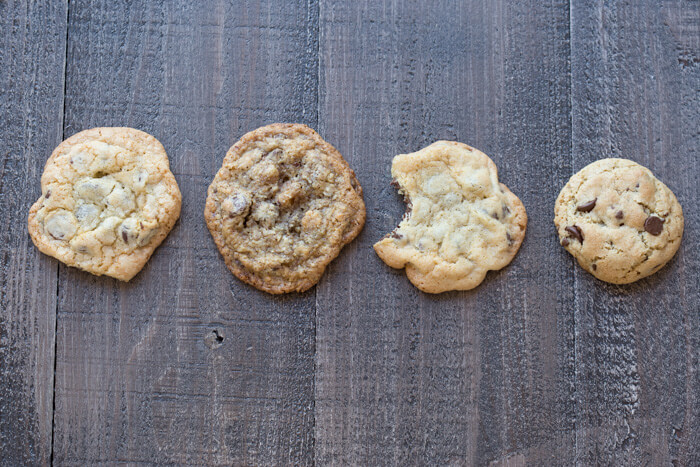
xmin=28 ymin=127 xmax=181 ymax=281
xmin=205 ymin=123 xmax=365 ymax=294
xmin=554 ymin=158 xmax=683 ymax=284
xmin=374 ymin=141 xmax=527 ymax=293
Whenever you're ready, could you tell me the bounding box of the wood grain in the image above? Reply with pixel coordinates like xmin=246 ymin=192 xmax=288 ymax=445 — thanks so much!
xmin=1 ymin=0 xmax=698 ymax=465
xmin=0 ymin=1 xmax=67 ymax=465
xmin=314 ymin=1 xmax=576 ymax=464
xmin=52 ymin=1 xmax=317 ymax=464
xmin=570 ymin=1 xmax=700 ymax=464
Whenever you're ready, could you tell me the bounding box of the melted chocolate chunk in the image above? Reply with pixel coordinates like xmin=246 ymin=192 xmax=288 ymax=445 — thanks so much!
xmin=401 ymin=202 xmax=413 ymax=221
xmin=576 ymin=198 xmax=597 ymax=212
xmin=592 ymin=263 xmax=597 ymax=271
xmin=616 ymin=210 xmax=624 ymax=219
xmin=121 ymin=229 xmax=129 ymax=243
xmin=644 ymin=216 xmax=664 ymax=235
xmin=561 ymin=238 xmax=570 ymax=247
xmin=565 ymin=225 xmax=583 ymax=243
xmin=225 ymin=194 xmax=250 ymax=217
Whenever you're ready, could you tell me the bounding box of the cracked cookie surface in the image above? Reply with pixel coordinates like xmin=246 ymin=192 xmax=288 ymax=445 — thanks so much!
xmin=554 ymin=158 xmax=683 ymax=284
xmin=28 ymin=127 xmax=182 ymax=281
xmin=205 ymin=123 xmax=365 ymax=294
xmin=373 ymin=141 xmax=527 ymax=293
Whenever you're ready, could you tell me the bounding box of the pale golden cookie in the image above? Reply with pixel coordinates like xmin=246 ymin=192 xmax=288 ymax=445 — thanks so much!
xmin=374 ymin=141 xmax=527 ymax=293
xmin=28 ymin=127 xmax=181 ymax=281
xmin=205 ymin=123 xmax=365 ymax=294
xmin=554 ymin=158 xmax=683 ymax=284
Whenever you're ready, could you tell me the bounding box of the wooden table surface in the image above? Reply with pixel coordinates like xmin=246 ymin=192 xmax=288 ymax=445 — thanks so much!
xmin=1 ymin=1 xmax=698 ymax=465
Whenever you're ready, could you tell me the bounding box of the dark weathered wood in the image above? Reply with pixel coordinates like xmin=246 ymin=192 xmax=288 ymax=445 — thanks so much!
xmin=314 ymin=1 xmax=575 ymax=464
xmin=570 ymin=1 xmax=700 ymax=465
xmin=52 ymin=1 xmax=317 ymax=464
xmin=1 ymin=1 xmax=698 ymax=464
xmin=0 ymin=1 xmax=67 ymax=465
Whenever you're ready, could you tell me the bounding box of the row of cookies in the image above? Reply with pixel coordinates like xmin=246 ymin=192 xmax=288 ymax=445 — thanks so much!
xmin=28 ymin=125 xmax=683 ymax=293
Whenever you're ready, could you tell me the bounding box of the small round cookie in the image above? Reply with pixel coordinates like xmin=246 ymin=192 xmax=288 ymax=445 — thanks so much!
xmin=28 ymin=127 xmax=181 ymax=281
xmin=205 ymin=123 xmax=365 ymax=294
xmin=554 ymin=158 xmax=683 ymax=284
xmin=373 ymin=141 xmax=527 ymax=293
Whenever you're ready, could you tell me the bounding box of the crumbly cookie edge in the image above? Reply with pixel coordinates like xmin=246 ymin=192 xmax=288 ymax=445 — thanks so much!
xmin=374 ymin=142 xmax=528 ymax=293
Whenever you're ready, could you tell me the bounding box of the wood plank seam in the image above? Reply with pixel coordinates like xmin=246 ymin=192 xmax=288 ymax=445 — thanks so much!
xmin=309 ymin=0 xmax=321 ymax=463
xmin=50 ymin=2 xmax=71 ymax=465
xmin=566 ymin=2 xmax=580 ymax=463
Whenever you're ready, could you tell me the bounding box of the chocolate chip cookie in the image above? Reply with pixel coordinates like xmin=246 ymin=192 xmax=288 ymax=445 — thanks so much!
xmin=373 ymin=141 xmax=527 ymax=293
xmin=554 ymin=158 xmax=683 ymax=284
xmin=28 ymin=127 xmax=182 ymax=281
xmin=205 ymin=123 xmax=365 ymax=294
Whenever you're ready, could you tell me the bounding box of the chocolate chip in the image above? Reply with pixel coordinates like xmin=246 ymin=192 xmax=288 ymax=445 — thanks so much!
xmin=390 ymin=179 xmax=400 ymax=189
xmin=491 ymin=212 xmax=499 ymax=219
xmin=616 ymin=210 xmax=624 ymax=219
xmin=506 ymin=232 xmax=513 ymax=245
xmin=122 ymin=229 xmax=129 ymax=243
xmin=644 ymin=216 xmax=664 ymax=235
xmin=226 ymin=194 xmax=250 ymax=216
xmin=565 ymin=225 xmax=583 ymax=243
xmin=561 ymin=238 xmax=570 ymax=247
xmin=45 ymin=190 xmax=51 ymax=199
xmin=592 ymin=264 xmax=597 ymax=271
xmin=576 ymin=198 xmax=597 ymax=212
xmin=502 ymin=204 xmax=510 ymax=218
xmin=389 ymin=231 xmax=403 ymax=239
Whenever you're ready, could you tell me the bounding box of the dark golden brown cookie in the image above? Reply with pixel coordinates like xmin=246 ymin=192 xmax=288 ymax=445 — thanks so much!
xmin=205 ymin=123 xmax=365 ymax=294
